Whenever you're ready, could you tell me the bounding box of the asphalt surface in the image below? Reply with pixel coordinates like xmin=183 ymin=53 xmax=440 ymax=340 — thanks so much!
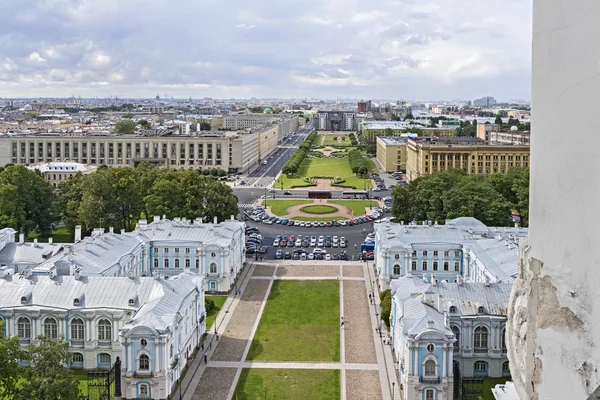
xmin=243 ymin=217 xmax=382 ymax=261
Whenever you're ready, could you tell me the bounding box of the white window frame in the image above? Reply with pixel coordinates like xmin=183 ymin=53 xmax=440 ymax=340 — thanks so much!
xmin=71 ymin=318 xmax=85 ymax=340
xmin=98 ymin=319 xmax=112 ymax=341
xmin=44 ymin=317 xmax=58 ymax=339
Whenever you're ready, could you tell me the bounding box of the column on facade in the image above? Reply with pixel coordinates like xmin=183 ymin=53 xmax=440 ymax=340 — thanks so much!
xmin=127 ymin=338 xmax=133 ymax=372
xmin=442 ymin=345 xmax=447 ymax=378
xmin=155 ymin=338 xmax=161 ymax=371
xmin=413 ymin=342 xmax=419 ymax=377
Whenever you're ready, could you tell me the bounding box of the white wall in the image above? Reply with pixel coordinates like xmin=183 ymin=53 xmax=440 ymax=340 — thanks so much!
xmin=508 ymin=1 xmax=600 ymax=399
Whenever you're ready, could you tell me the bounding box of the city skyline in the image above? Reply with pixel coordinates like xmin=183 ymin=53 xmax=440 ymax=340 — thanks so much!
xmin=0 ymin=0 xmax=532 ymax=100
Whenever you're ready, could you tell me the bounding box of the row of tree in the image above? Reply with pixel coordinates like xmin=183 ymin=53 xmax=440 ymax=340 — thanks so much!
xmin=281 ymin=130 xmax=317 ymax=175
xmin=391 ymin=168 xmax=529 ymax=227
xmin=348 ymin=149 xmax=369 ymax=176
xmin=0 ymin=334 xmax=83 ymax=400
xmin=60 ymin=164 xmax=239 ymax=233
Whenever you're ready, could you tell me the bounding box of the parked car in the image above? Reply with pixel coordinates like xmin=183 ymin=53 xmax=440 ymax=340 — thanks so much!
xmin=308 ymin=253 xmax=315 ymax=260
xmin=284 ymin=251 xmax=292 ymax=259
xmin=284 ymin=191 xmax=293 ymax=195
xmin=259 ymin=246 xmax=267 ymax=254
xmin=325 ymin=254 xmax=332 ymax=261
xmin=313 ymin=248 xmax=326 ymax=254
xmin=275 ymin=249 xmax=283 ymax=259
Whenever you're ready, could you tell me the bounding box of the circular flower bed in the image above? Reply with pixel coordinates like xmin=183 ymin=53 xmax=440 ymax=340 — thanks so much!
xmin=299 ymin=205 xmax=339 ymax=214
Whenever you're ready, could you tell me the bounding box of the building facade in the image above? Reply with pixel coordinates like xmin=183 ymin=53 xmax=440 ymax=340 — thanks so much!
xmin=0 ymin=270 xmax=206 ymax=400
xmin=374 ymin=217 xmax=526 ymax=290
xmin=476 ymin=124 xmax=530 ymax=146
xmin=405 ymin=136 xmax=530 ymax=182
xmin=27 ymin=162 xmax=98 ymax=188
xmin=376 ymin=136 xmax=407 ymax=172
xmin=314 ymin=110 xmax=356 ymax=131
xmin=390 ymin=276 xmax=512 ymax=400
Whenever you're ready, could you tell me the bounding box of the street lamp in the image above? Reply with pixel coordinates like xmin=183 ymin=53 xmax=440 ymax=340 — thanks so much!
xmin=264 ymin=187 xmax=267 ymax=207
xmin=392 ymin=382 xmax=395 ymax=400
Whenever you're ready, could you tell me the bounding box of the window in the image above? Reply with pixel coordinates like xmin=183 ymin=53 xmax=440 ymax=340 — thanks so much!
xmin=454 ymin=262 xmax=460 ymax=271
xmin=153 ymin=258 xmax=158 ymax=269
xmin=501 ymin=328 xmax=506 ymax=350
xmin=433 ymin=261 xmax=438 ymax=271
xmin=455 ymin=250 xmax=460 ymax=257
xmin=164 ymin=248 xmax=169 ymax=253
xmin=411 ymin=261 xmax=417 ymax=271
xmin=433 ymin=251 xmax=438 ymax=256
xmin=141 ymin=338 xmax=147 ymax=347
xmin=424 ymin=360 xmax=436 ymax=376
xmin=209 ymin=281 xmax=217 ymax=290
xmin=452 ymin=326 xmax=460 ymax=351
xmin=444 ymin=251 xmax=449 ymax=257
xmin=72 ymin=352 xmax=84 ymax=363
xmin=99 ymin=353 xmax=111 ymax=365
xmin=175 ymin=259 xmax=180 ymax=268
xmin=422 ymin=250 xmax=428 ymax=256
xmin=427 ymin=343 xmax=435 ymax=353
xmin=44 ymin=317 xmax=58 ymax=339
xmin=175 ymin=248 xmax=180 ymax=253
xmin=164 ymin=259 xmax=169 ymax=268
xmin=393 ymin=264 xmax=401 ymax=275
xmin=18 ymin=317 xmax=31 ymax=338
xmin=98 ymin=319 xmax=112 ymax=341
xmin=478 ymin=306 xmax=486 ymax=314
xmin=474 ymin=361 xmax=488 ymax=371
xmin=209 ymin=263 xmax=217 ymax=274
xmin=502 ymin=361 xmax=510 ymax=373
xmin=449 ymin=306 xmax=457 ymax=313
xmin=71 ymin=318 xmax=85 ymax=340
xmin=444 ymin=261 xmax=449 ymax=271
xmin=422 ymin=261 xmax=428 ymax=271
xmin=185 ymin=248 xmax=190 ymax=254
xmin=211 ymin=252 xmax=216 ymax=258
xmin=474 ymin=326 xmax=488 ymax=348
xmin=195 ymin=259 xmax=199 ymax=269
xmin=394 ymin=254 xmax=400 ymax=260
xmin=139 ymin=384 xmax=149 ymax=396
xmin=412 ymin=250 xmax=416 ymax=257
xmin=185 ymin=259 xmax=190 ymax=268
xmin=139 ymin=354 xmax=150 ymax=370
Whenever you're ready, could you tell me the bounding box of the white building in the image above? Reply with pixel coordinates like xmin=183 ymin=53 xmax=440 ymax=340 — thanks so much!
xmin=374 ymin=218 xmax=527 ymax=290
xmin=27 ymin=162 xmax=98 ymax=188
xmin=0 ymin=269 xmax=205 ymax=400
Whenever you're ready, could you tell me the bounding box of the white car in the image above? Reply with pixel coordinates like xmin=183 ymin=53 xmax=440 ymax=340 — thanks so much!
xmin=294 ymin=221 xmax=301 ymax=226
xmin=273 ymin=239 xmax=280 ymax=246
xmin=325 ymin=254 xmax=331 ymax=261
xmin=295 ymin=240 xmax=302 ymax=247
xmin=308 ymin=253 xmax=315 ymax=260
xmin=299 ymin=221 xmax=306 ymax=227
xmin=312 ymin=221 xmax=319 ymax=227
xmin=339 ymin=220 xmax=347 ymax=226
xmin=313 ymin=248 xmax=326 ymax=255
xmin=262 ymin=161 xmax=267 ymax=165
xmin=332 ymin=236 xmax=339 ymax=244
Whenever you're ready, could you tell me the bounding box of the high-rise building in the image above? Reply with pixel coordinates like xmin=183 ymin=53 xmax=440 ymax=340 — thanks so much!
xmin=473 ymin=96 xmax=497 ymax=107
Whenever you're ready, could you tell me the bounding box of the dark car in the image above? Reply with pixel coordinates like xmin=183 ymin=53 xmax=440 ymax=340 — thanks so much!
xmin=334 ymin=221 xmax=340 ymax=227
xmin=246 ymin=246 xmax=257 ymax=254
xmin=259 ymin=246 xmax=267 ymax=254
xmin=287 ymin=220 xmax=294 ymax=226
xmin=324 ymin=241 xmax=331 ymax=248
xmin=325 ymin=221 xmax=333 ymax=227
xmin=275 ymin=249 xmax=283 ymax=259
xmin=302 ymin=239 xmax=309 ymax=247
xmin=292 ymin=253 xmax=300 ymax=260
xmin=280 ymin=240 xmax=287 ymax=247
xmin=287 ymin=240 xmax=294 ymax=247
xmin=284 ymin=191 xmax=293 ymax=195
xmin=284 ymin=251 xmax=292 ymax=259
xmin=319 ymin=222 xmax=326 ymax=227
xmin=339 ymin=251 xmax=347 ymax=260
xmin=315 ymin=253 xmax=324 ymax=260
xmin=294 ymin=248 xmax=307 ymax=254
xmin=331 ymin=254 xmax=340 ymax=260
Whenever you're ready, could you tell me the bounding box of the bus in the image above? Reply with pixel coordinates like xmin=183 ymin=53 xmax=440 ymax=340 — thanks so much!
xmin=342 ymin=190 xmax=369 ymax=199
xmin=308 ymin=190 xmax=332 ymax=199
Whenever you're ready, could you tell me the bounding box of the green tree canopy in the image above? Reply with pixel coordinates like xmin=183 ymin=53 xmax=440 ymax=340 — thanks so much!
xmin=114 ymin=120 xmax=137 ymax=135
xmin=0 ymin=322 xmax=24 ymax=400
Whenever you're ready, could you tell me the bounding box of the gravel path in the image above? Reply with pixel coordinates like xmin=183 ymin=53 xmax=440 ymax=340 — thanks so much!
xmin=252 ymin=265 xmax=275 ymax=276
xmin=190 ymin=367 xmax=237 ymax=400
xmin=211 ymin=280 xmax=271 ymax=361
xmin=343 ymin=280 xmax=377 ymax=364
xmin=343 ymin=265 xmax=365 ymax=278
xmin=345 ymin=370 xmax=383 ymax=400
xmin=276 ymin=264 xmax=340 ymax=277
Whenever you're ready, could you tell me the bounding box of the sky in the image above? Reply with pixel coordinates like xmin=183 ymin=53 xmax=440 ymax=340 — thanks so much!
xmin=0 ymin=0 xmax=533 ymax=101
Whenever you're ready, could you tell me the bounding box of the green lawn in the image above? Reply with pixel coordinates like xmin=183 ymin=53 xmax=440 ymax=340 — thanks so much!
xmin=261 ymin=200 xmax=314 ymax=216
xmin=277 ymin=174 xmax=317 ymax=189
xmin=278 ymin=157 xmax=374 ymax=189
xmin=299 ymin=205 xmax=338 ymax=214
xmin=321 ymin=134 xmax=352 ymax=147
xmin=27 ymin=226 xmax=73 ymax=243
xmin=328 ymin=200 xmax=373 ymax=216
xmin=247 ymin=280 xmax=340 ymax=361
xmin=235 ymin=369 xmax=340 ymax=400
xmin=206 ymin=295 xmax=227 ymax=331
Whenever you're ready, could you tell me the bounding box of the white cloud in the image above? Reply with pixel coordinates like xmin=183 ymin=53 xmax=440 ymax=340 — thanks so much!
xmin=0 ymin=0 xmax=533 ymax=99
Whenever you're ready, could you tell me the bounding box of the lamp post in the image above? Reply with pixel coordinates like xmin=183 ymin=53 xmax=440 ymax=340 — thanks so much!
xmin=392 ymin=382 xmax=395 ymax=400
xmin=264 ymin=187 xmax=267 ymax=207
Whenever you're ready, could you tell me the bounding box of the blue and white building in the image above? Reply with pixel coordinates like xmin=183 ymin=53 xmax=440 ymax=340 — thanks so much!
xmin=0 ymin=269 xmax=205 ymax=399
xmin=390 ymin=275 xmax=512 ymax=400
xmin=374 ymin=217 xmax=527 ymax=290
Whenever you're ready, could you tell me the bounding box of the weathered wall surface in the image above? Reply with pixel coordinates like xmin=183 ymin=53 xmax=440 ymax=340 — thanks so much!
xmin=507 ymin=1 xmax=600 ymax=399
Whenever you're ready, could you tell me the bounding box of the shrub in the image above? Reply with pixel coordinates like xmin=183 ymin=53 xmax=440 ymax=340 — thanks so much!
xmin=205 ymin=298 xmax=215 ymax=312
xmin=379 ymin=289 xmax=392 ymax=328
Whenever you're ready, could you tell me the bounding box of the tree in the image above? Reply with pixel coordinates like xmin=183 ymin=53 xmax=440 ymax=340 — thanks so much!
xmin=384 ymin=127 xmax=393 ymax=136
xmin=138 ymin=119 xmax=151 ymax=129
xmin=199 ymin=122 xmax=211 ymax=131
xmin=0 ymin=321 xmax=24 ymax=400
xmin=114 ymin=120 xmax=137 ymax=135
xmin=403 ymin=113 xmax=414 ymax=120
xmin=17 ymin=336 xmax=83 ymax=400
xmin=122 ymin=112 xmax=134 ymax=119
xmin=494 ymin=115 xmax=503 ymax=125
xmin=379 ymin=289 xmax=392 ymax=329
xmin=391 ymin=185 xmax=411 ymax=222
xmin=443 ymin=179 xmax=512 ymax=226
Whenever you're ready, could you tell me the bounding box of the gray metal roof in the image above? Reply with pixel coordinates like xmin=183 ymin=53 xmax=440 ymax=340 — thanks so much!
xmin=135 ymin=218 xmax=244 ymax=247
xmin=0 ymin=242 xmax=64 ymax=266
xmin=434 ymin=281 xmax=512 ymax=317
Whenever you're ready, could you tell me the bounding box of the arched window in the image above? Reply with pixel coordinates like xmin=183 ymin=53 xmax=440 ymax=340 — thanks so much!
xmin=424 ymin=359 xmax=436 ymax=376
xmin=98 ymin=353 xmax=111 ymax=367
xmin=501 ymin=328 xmax=506 ymax=350
xmin=393 ymin=264 xmax=401 ymax=275
xmin=209 ymin=263 xmax=217 ymax=274
xmin=44 ymin=317 xmax=58 ymax=339
xmin=72 ymin=352 xmax=84 ymax=366
xmin=474 ymin=326 xmax=488 ymax=349
xmin=449 ymin=306 xmax=457 ymax=313
xmin=209 ymin=281 xmax=217 ymax=290
xmin=425 ymin=389 xmax=434 ymax=400
xmin=478 ymin=306 xmax=486 ymax=314
xmin=71 ymin=318 xmax=85 ymax=340
xmin=139 ymin=354 xmax=150 ymax=370
xmin=18 ymin=317 xmax=31 ymax=338
xmin=175 ymin=259 xmax=180 ymax=268
xmin=502 ymin=361 xmax=510 ymax=375
xmin=98 ymin=319 xmax=112 ymax=341
xmin=452 ymin=326 xmax=460 ymax=352
xmin=474 ymin=360 xmax=488 ymax=376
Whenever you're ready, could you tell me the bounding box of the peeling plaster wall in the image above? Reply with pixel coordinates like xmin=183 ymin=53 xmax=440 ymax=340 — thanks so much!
xmin=507 ymin=1 xmax=600 ymax=399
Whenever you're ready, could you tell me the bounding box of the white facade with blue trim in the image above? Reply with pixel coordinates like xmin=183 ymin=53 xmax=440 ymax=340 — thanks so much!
xmin=390 ymin=275 xmax=512 ymax=400
xmin=0 ymin=269 xmax=205 ymax=400
xmin=374 ymin=217 xmax=527 ymax=291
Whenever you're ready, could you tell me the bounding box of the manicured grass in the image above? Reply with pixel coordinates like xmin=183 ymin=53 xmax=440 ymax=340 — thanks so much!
xmin=27 ymin=226 xmax=73 ymax=243
xmin=261 ymin=200 xmax=314 ymax=216
xmin=364 ymin=158 xmax=379 ymax=172
xmin=278 ymin=174 xmax=317 ymax=189
xmin=299 ymin=205 xmax=339 ymax=214
xmin=302 ymin=158 xmax=353 ymax=178
xmin=321 ymin=134 xmax=352 ymax=147
xmin=205 ymin=295 xmax=227 ymax=331
xmin=235 ymin=369 xmax=340 ymax=400
xmin=247 ymin=280 xmax=340 ymax=362
xmin=329 ymin=200 xmax=373 ymax=216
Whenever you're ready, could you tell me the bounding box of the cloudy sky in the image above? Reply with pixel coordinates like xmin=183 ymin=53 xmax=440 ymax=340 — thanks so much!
xmin=0 ymin=0 xmax=532 ymax=100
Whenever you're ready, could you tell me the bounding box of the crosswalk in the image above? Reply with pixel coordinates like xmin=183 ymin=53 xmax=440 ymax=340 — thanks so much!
xmin=238 ymin=204 xmax=255 ymax=209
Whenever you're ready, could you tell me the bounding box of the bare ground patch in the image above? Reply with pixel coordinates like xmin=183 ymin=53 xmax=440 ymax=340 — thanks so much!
xmin=252 ymin=265 xmax=275 ymax=277
xmin=190 ymin=367 xmax=237 ymax=400
xmin=346 ymin=370 xmax=383 ymax=400
xmin=343 ymin=264 xmax=365 ymax=278
xmin=343 ymin=280 xmax=377 ymax=364
xmin=276 ymin=264 xmax=340 ymax=277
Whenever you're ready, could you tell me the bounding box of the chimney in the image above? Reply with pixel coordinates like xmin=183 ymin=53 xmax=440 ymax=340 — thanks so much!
xmin=153 ymin=215 xmax=160 ymax=223
xmin=48 ymin=237 xmax=53 ymax=245
xmin=427 ymin=320 xmax=435 ymax=329
xmin=514 ymin=222 xmax=519 ymax=228
xmin=457 ymin=274 xmax=463 ymax=285
xmin=19 ymin=233 xmax=24 ymax=244
xmin=75 ymin=225 xmax=82 ymax=243
xmin=162 ymin=214 xmax=166 ymax=220
xmin=485 ymin=276 xmax=490 ymax=287
xmin=109 ymin=227 xmax=114 ymax=235
xmin=231 ymin=215 xmax=234 ymax=221
xmin=33 ymin=238 xmax=38 ymax=246
xmin=121 ymin=229 xmax=125 ymax=235
xmin=214 ymin=216 xmax=218 ymax=224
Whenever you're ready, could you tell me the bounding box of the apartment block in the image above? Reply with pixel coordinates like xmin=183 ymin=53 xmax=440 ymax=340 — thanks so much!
xmin=376 ymin=136 xmax=407 ymax=172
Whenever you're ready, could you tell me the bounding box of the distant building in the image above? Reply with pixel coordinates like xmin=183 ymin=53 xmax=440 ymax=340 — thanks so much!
xmin=357 ymin=100 xmax=371 ymax=113
xmin=473 ymin=97 xmax=497 ymax=107
xmin=27 ymin=162 xmax=98 ymax=188
xmin=405 ymin=136 xmax=530 ymax=181
xmin=477 ymin=124 xmax=530 ymax=146
xmin=314 ymin=110 xmax=356 ymax=131
xmin=376 ymin=137 xmax=408 ymax=173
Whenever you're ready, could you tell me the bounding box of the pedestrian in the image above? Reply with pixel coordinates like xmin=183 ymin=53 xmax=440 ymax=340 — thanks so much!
xmin=201 ymin=342 xmax=204 ymax=351
xmin=238 ymin=289 xmax=242 ymax=296
xmin=216 ymin=333 xmax=220 ymax=341
xmin=203 ymin=352 xmax=208 ymax=364
xmin=209 ymin=341 xmax=212 ymax=350
xmin=341 ymin=321 xmax=344 ymax=327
